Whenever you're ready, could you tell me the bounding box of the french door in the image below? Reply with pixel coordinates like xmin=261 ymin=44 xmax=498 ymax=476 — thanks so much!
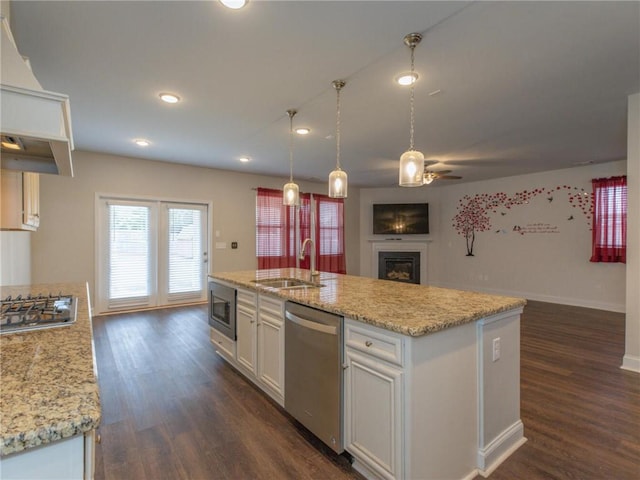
xmin=97 ymin=196 xmax=208 ymax=313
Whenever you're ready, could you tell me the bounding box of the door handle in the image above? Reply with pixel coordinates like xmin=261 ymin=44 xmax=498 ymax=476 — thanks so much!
xmin=285 ymin=311 xmax=337 ymax=335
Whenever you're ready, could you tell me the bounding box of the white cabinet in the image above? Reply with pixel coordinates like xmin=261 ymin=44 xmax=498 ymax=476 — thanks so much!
xmin=344 ymin=320 xmax=404 ymax=480
xmin=0 ymin=170 xmax=40 ymax=231
xmin=236 ymin=288 xmax=258 ymax=375
xmin=257 ymin=294 xmax=284 ymax=402
xmin=0 ymin=431 xmax=96 ymax=479
xmin=210 ymin=286 xmax=284 ymax=406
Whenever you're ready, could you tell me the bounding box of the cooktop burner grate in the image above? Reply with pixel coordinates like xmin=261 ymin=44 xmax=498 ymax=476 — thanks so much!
xmin=0 ymin=293 xmax=77 ymax=334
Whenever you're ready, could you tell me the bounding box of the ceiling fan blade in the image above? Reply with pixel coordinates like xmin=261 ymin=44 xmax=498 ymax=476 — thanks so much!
xmin=432 ymin=170 xmax=452 ymax=175
xmin=437 ymin=175 xmax=463 ymax=180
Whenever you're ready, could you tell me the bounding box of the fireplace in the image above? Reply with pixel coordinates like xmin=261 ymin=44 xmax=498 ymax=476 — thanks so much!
xmin=378 ymin=251 xmax=420 ymax=284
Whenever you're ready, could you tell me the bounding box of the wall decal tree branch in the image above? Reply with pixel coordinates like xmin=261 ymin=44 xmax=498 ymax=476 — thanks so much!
xmin=452 ymin=186 xmax=592 ymax=256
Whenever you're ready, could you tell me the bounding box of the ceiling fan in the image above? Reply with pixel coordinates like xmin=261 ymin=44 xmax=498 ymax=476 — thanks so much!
xmin=422 ymin=168 xmax=462 ymax=184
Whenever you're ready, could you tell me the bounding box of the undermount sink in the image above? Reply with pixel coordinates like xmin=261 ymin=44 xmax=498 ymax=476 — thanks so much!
xmin=252 ymin=278 xmax=324 ymax=290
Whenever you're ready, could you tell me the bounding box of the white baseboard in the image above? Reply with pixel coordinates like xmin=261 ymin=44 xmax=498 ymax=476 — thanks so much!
xmin=621 ymin=354 xmax=640 ymax=373
xmin=351 ymin=457 xmax=387 ymax=480
xmin=477 ymin=420 xmax=527 ymax=477
xmin=433 ymin=281 xmax=625 ymax=313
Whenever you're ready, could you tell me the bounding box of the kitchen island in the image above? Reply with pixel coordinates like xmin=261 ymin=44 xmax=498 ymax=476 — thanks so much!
xmin=0 ymin=282 xmax=101 ymax=479
xmin=210 ymin=268 xmax=527 ymax=480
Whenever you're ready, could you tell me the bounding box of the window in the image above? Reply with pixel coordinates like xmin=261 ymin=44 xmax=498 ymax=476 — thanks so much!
xmin=108 ymin=202 xmax=152 ymax=303
xmin=97 ymin=196 xmax=208 ymax=312
xmin=167 ymin=205 xmax=205 ymax=297
xmin=255 ymin=188 xmax=297 ymax=268
xmin=590 ymin=176 xmax=626 ymax=263
xmin=256 ymin=188 xmax=346 ymax=274
xmin=315 ymin=195 xmax=346 ymax=274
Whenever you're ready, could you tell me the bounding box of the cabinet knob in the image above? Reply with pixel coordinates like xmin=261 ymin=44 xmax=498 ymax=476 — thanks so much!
xmin=365 ymin=340 xmax=373 ymax=347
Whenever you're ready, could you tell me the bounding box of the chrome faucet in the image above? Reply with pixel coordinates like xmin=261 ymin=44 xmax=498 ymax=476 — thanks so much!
xmin=299 ymin=238 xmax=319 ymax=279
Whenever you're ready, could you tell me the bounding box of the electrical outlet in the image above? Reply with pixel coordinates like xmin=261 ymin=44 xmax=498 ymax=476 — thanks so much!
xmin=492 ymin=337 xmax=501 ymax=362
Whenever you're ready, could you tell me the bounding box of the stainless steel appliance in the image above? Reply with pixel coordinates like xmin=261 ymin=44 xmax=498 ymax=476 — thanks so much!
xmin=208 ymin=281 xmax=236 ymax=340
xmin=0 ymin=293 xmax=77 ymax=334
xmin=284 ymin=301 xmax=344 ymax=453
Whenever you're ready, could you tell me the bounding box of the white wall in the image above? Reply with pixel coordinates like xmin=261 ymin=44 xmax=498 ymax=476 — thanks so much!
xmin=360 ymin=161 xmax=627 ymax=312
xmin=30 ymin=151 xmax=360 ymax=305
xmin=624 ymin=93 xmax=640 ymax=372
xmin=0 ymin=231 xmax=30 ymax=286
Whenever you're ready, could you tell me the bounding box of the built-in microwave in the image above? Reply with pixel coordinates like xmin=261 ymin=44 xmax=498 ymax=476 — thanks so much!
xmin=208 ymin=281 xmax=236 ymax=340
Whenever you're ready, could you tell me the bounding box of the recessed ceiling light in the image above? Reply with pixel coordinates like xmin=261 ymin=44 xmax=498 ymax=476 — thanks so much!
xmin=239 ymin=156 xmax=250 ymax=163
xmin=220 ymin=0 xmax=247 ymax=9
xmin=396 ymin=72 xmax=418 ymax=86
xmin=134 ymin=139 xmax=150 ymax=147
xmin=159 ymin=93 xmax=180 ymax=104
xmin=295 ymin=127 xmax=311 ymax=135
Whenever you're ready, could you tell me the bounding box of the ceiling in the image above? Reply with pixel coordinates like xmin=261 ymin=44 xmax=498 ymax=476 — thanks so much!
xmin=7 ymin=1 xmax=640 ymax=188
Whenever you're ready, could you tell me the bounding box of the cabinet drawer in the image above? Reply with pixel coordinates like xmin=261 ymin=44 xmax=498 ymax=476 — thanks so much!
xmin=210 ymin=327 xmax=235 ymax=360
xmin=345 ymin=320 xmax=404 ymax=366
xmin=237 ymin=288 xmax=257 ymax=308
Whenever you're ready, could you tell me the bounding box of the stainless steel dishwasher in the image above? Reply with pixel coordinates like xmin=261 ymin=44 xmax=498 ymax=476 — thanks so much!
xmin=284 ymin=301 xmax=344 ymax=453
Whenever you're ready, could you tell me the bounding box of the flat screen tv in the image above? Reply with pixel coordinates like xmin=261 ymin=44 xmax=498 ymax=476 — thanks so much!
xmin=373 ymin=203 xmax=429 ymax=235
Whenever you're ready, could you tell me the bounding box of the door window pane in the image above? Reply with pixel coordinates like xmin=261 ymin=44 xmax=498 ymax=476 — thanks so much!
xmin=109 ymin=204 xmax=150 ymax=301
xmin=168 ymin=207 xmax=203 ymax=295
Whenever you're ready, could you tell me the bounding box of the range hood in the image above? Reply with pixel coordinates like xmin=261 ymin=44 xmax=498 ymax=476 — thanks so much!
xmin=0 ymin=15 xmax=74 ymax=176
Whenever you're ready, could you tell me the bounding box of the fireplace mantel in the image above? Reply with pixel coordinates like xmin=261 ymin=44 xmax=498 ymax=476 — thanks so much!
xmin=370 ymin=239 xmax=430 ymax=285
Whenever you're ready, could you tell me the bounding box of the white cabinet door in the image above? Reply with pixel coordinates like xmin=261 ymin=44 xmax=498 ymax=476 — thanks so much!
xmin=0 ymin=434 xmax=85 ymax=479
xmin=236 ymin=303 xmax=257 ymax=374
xmin=23 ymin=172 xmax=40 ymax=228
xmin=257 ymin=295 xmax=284 ymax=402
xmin=258 ymin=314 xmax=283 ymax=397
xmin=345 ymin=348 xmax=403 ymax=480
xmin=0 ymin=170 xmax=39 ymax=231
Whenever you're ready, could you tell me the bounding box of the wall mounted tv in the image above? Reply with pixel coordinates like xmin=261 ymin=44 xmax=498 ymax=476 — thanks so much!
xmin=372 ymin=203 xmax=429 ymax=235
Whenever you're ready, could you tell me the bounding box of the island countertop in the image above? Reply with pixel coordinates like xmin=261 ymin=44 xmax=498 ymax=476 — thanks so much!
xmin=210 ymin=268 xmax=526 ymax=337
xmin=0 ymin=282 xmax=101 ymax=456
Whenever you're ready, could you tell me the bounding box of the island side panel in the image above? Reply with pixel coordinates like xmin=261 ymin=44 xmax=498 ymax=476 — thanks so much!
xmin=476 ymin=308 xmax=526 ymax=476
xmin=406 ymin=320 xmax=478 ymax=480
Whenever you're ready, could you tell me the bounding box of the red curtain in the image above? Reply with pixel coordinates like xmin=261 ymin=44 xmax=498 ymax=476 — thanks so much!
xmin=314 ymin=194 xmax=346 ymax=274
xmin=256 ymin=189 xmax=346 ymax=274
xmin=298 ymin=193 xmax=312 ymax=270
xmin=256 ymin=188 xmax=297 ymax=269
xmin=590 ymin=176 xmax=627 ymax=263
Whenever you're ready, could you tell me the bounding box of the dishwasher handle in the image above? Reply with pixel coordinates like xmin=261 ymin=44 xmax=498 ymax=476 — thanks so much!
xmin=285 ymin=311 xmax=338 ymax=335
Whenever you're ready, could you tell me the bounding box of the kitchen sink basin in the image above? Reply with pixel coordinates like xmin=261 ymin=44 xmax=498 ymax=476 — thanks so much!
xmin=252 ymin=278 xmax=324 ymax=289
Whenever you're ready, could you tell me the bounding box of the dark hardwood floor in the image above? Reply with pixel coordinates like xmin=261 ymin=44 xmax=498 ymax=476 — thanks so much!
xmin=92 ymin=301 xmax=639 ymax=480
xmin=482 ymin=301 xmax=639 ymax=480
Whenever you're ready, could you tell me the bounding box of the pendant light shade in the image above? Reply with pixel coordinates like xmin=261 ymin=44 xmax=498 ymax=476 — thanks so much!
xmin=399 ymin=149 xmax=425 ymax=186
xmin=283 ymin=181 xmax=300 ymax=205
xmin=329 ymin=80 xmax=348 ymax=198
xmin=399 ymin=32 xmax=425 ymax=187
xmin=283 ymin=109 xmax=300 ymax=206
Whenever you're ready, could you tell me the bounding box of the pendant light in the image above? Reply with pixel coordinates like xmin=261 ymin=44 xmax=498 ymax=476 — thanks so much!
xmin=283 ymin=109 xmax=300 ymax=206
xmin=329 ymin=80 xmax=348 ymax=198
xmin=399 ymin=32 xmax=425 ymax=187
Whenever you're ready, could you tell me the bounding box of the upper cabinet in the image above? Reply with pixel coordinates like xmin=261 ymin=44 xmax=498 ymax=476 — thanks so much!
xmin=1 ymin=170 xmax=40 ymax=231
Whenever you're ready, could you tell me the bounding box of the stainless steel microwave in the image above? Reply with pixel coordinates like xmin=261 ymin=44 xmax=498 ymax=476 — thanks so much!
xmin=208 ymin=281 xmax=236 ymax=340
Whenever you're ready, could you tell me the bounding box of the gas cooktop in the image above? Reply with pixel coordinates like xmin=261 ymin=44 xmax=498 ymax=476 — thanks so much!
xmin=0 ymin=293 xmax=77 ymax=334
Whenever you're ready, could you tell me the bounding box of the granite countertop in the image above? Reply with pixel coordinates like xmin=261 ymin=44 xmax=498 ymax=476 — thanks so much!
xmin=210 ymin=269 xmax=526 ymax=337
xmin=0 ymin=282 xmax=101 ymax=456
